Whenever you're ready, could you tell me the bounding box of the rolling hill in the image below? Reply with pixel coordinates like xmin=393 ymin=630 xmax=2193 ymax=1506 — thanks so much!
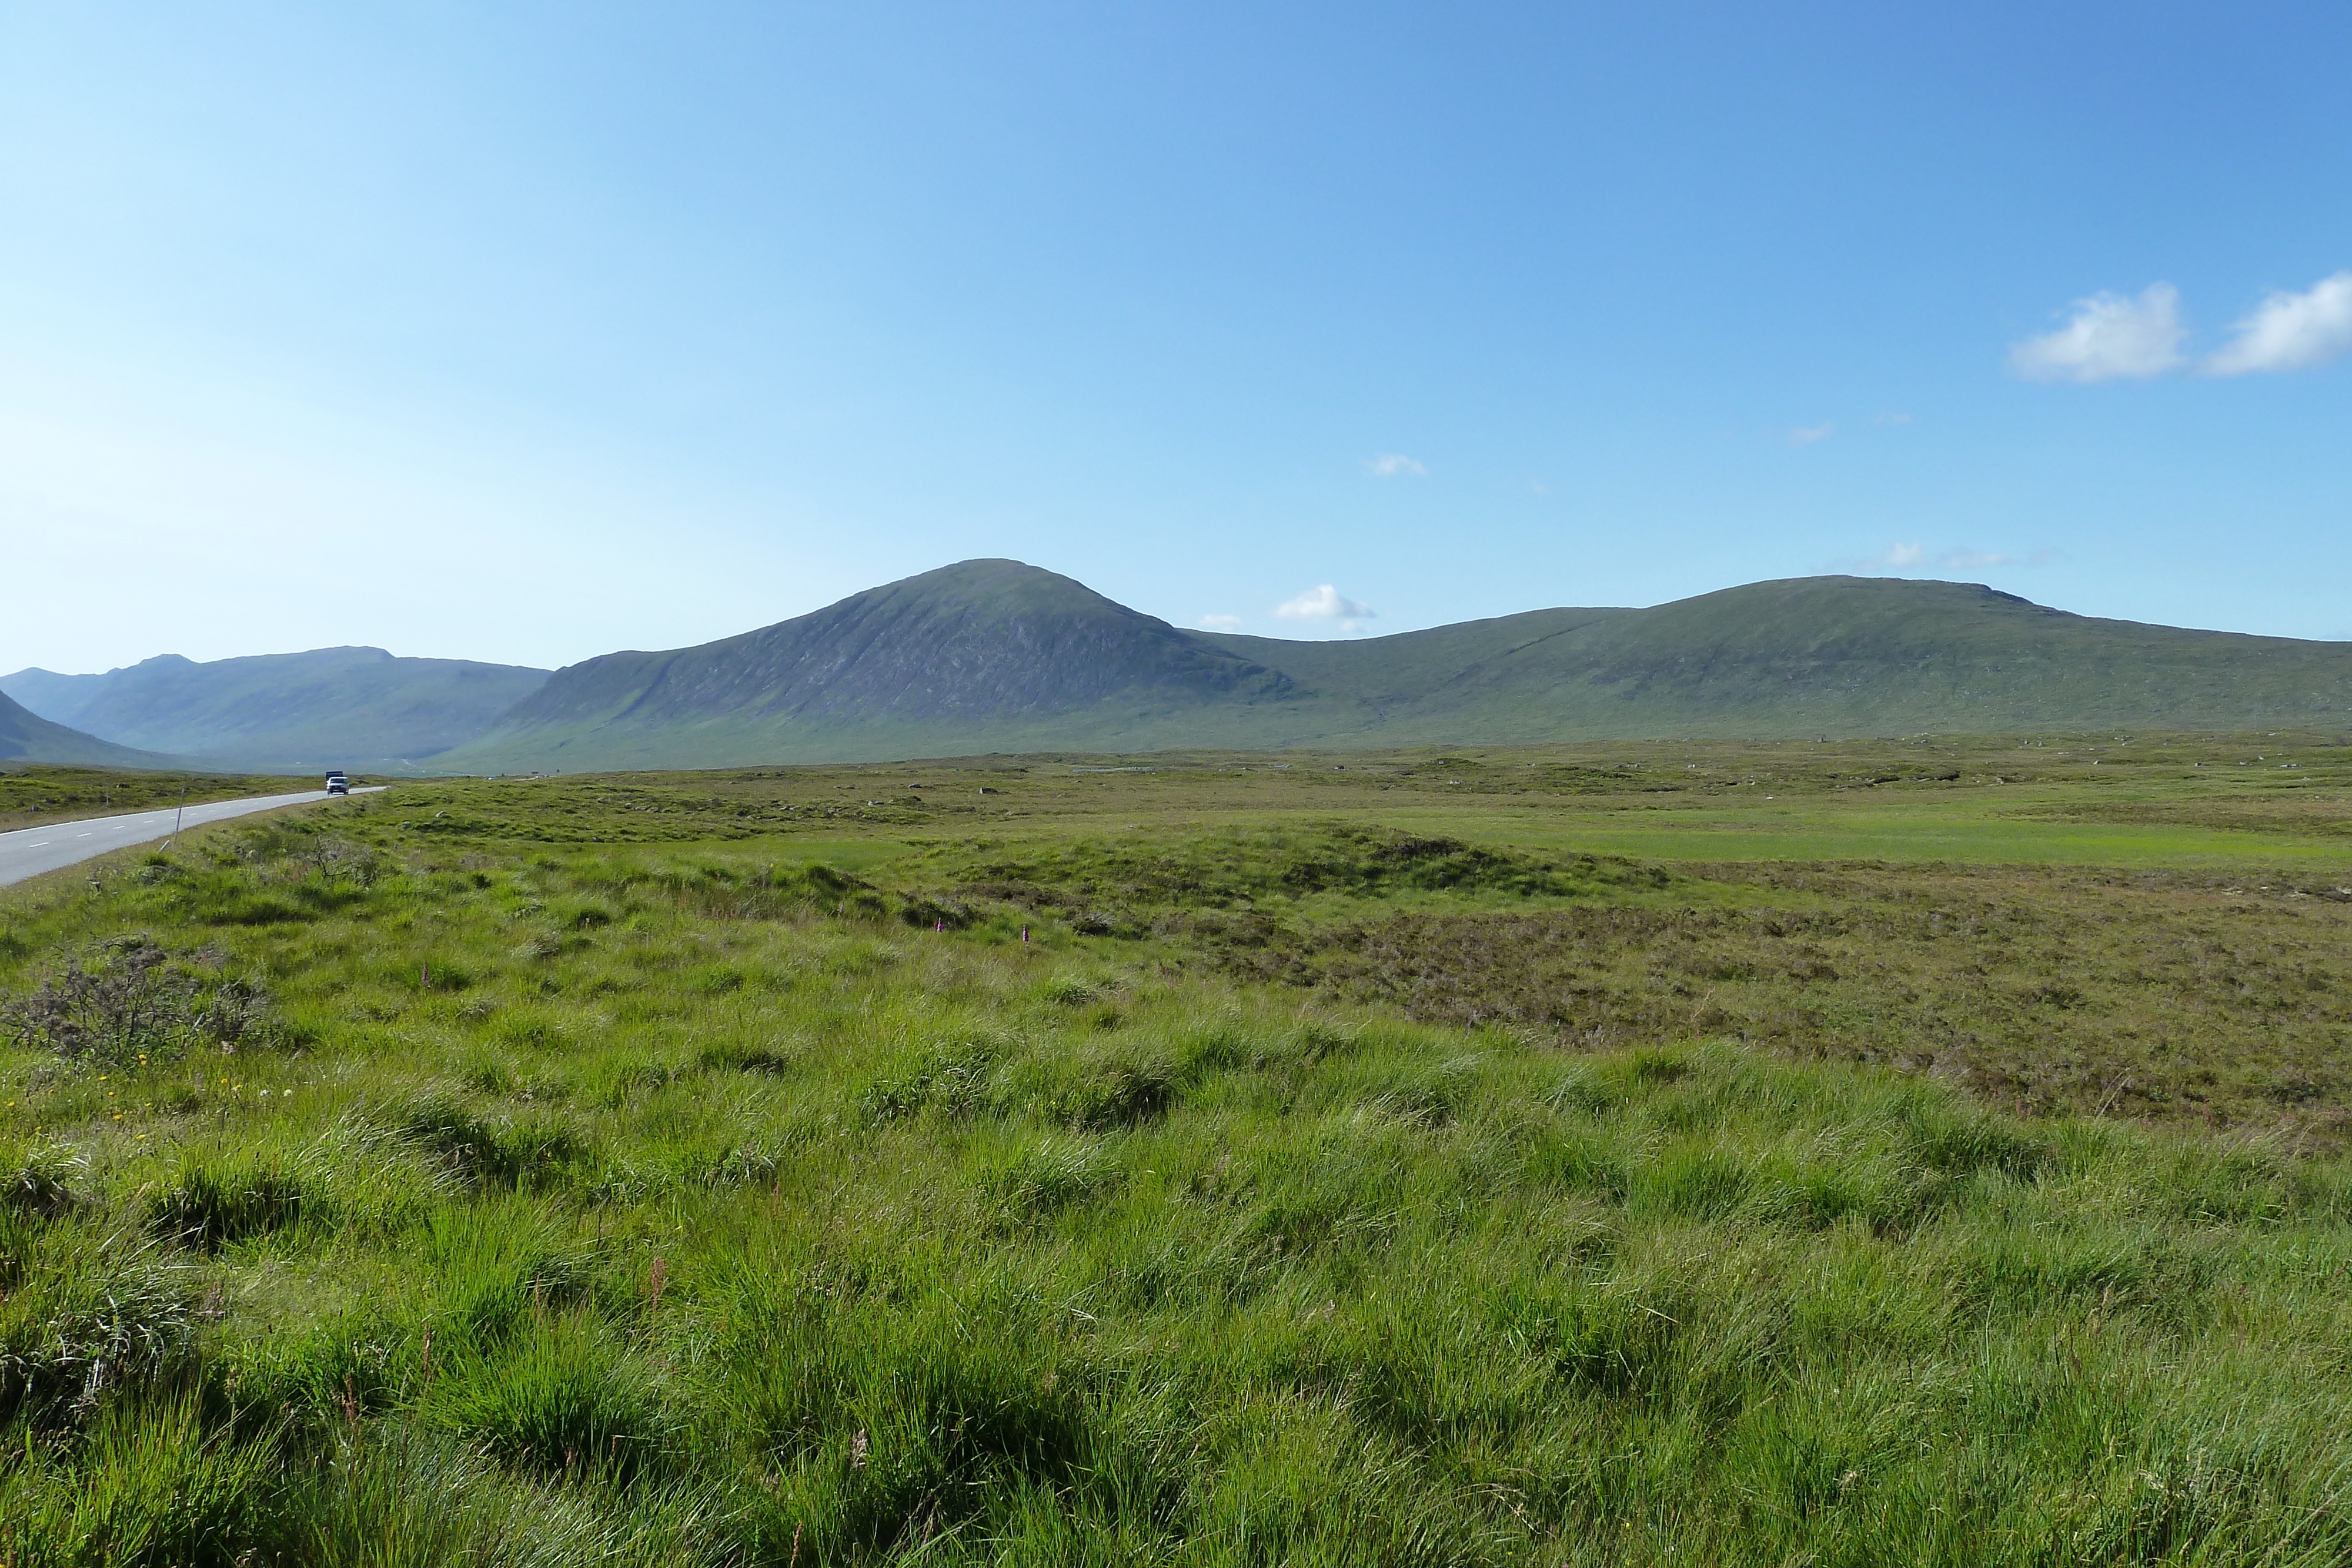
xmin=1 ymin=647 xmax=551 ymax=771
xmin=432 ymin=561 xmax=2352 ymax=773
xmin=0 ymin=689 xmax=181 ymax=768
xmin=1196 ymin=576 xmax=2352 ymax=739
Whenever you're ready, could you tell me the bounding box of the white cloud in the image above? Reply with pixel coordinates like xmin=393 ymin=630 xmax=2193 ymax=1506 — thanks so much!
xmin=1276 ymin=584 xmax=1375 ymax=621
xmin=1198 ymin=613 xmax=1244 ymax=631
xmin=1366 ymin=453 xmax=1427 ymax=478
xmin=2009 ymin=283 xmax=2185 ymax=382
xmin=1789 ymin=422 xmax=1834 ymax=446
xmin=1941 ymin=549 xmax=2016 ymax=570
xmin=1876 ymin=543 xmax=1927 ymax=569
xmin=2205 ymin=272 xmax=2352 ymax=375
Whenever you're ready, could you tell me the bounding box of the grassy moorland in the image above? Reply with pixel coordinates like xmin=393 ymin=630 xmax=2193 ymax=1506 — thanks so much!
xmin=5 ymin=733 xmax=2352 ymax=1564
xmin=0 ymin=767 xmax=309 ymax=835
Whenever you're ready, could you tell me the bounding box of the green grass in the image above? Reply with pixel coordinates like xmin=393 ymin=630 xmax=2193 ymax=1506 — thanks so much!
xmin=6 ymin=737 xmax=2352 ymax=1562
xmin=1428 ymin=803 xmax=2352 ymax=867
xmin=0 ymin=767 xmax=300 ymax=834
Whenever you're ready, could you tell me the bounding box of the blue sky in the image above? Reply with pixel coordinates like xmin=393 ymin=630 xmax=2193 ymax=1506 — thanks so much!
xmin=4 ymin=2 xmax=2348 ymax=674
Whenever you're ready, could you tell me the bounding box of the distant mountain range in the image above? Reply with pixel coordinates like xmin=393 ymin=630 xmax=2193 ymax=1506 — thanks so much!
xmin=1 ymin=648 xmax=550 ymax=771
xmin=9 ymin=561 xmax=2352 ymax=774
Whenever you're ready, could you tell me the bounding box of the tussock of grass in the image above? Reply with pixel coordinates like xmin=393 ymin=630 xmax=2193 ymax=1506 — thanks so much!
xmin=2 ymin=1143 xmax=84 ymax=1222
xmin=0 ymin=1226 xmax=193 ymax=1430
xmin=143 ymin=1149 xmax=314 ymax=1251
xmin=393 ymin=1094 xmax=589 ymax=1192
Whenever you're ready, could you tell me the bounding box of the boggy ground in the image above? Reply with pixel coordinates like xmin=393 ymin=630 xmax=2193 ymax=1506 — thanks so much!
xmin=1120 ymin=852 xmax=2352 ymax=1135
xmin=4 ymin=733 xmax=2352 ymax=1564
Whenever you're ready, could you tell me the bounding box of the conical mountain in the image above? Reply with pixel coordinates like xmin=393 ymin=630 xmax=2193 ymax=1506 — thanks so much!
xmin=452 ymin=560 xmax=1293 ymax=770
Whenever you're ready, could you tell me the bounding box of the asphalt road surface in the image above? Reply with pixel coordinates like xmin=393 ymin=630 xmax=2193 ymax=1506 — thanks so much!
xmin=0 ymin=788 xmax=385 ymax=888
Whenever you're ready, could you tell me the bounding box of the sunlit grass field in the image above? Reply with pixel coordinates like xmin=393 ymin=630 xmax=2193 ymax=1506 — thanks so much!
xmin=5 ymin=731 xmax=2352 ymax=1564
xmin=0 ymin=767 xmax=300 ymax=835
xmin=1425 ymin=803 xmax=2352 ymax=867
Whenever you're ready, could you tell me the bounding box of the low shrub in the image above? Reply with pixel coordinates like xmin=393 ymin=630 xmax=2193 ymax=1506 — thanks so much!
xmin=2 ymin=940 xmax=282 ymax=1066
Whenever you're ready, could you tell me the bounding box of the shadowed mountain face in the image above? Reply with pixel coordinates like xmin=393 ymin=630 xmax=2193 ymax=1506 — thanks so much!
xmin=1 ymin=648 xmax=551 ymax=771
xmin=465 ymin=560 xmax=1292 ymax=767
xmin=0 ymin=690 xmax=175 ymax=768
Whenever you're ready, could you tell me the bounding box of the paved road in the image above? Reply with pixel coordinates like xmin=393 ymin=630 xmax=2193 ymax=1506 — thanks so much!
xmin=0 ymin=788 xmax=385 ymax=888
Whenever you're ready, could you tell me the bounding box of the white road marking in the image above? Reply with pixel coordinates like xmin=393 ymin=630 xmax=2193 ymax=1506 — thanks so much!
xmin=1 ymin=787 xmax=383 ymax=888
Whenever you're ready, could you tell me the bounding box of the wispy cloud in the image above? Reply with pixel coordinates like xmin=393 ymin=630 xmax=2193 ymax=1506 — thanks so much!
xmin=1275 ymin=584 xmax=1376 ymax=628
xmin=2009 ymin=283 xmax=2186 ymax=382
xmin=2206 ymin=272 xmax=2352 ymax=375
xmin=1875 ymin=411 xmax=1913 ymax=426
xmin=1366 ymin=453 xmax=1427 ymax=479
xmin=1788 ymin=422 xmax=1834 ymax=446
xmin=1198 ymin=613 xmax=1244 ymax=632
